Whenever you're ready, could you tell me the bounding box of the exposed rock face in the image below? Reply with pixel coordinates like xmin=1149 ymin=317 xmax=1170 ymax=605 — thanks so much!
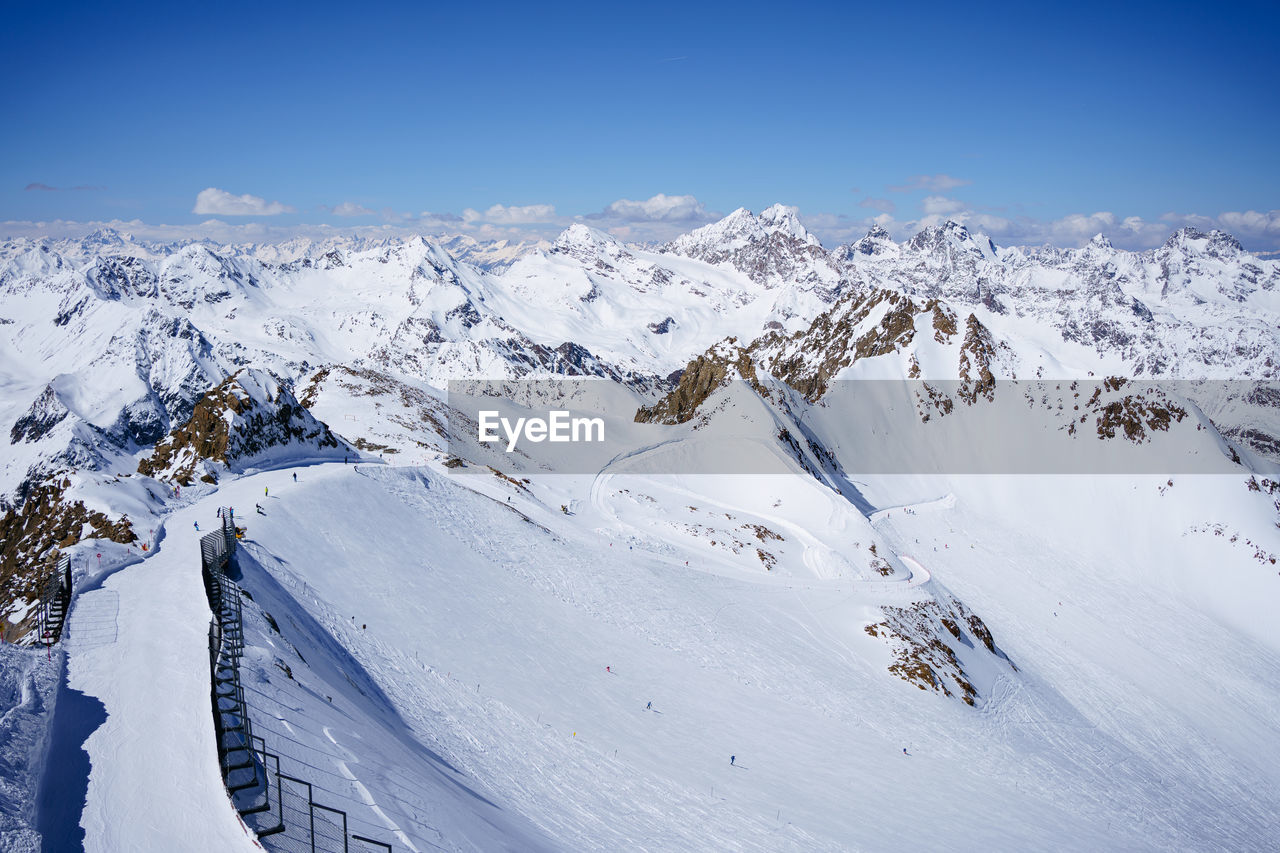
xmin=664 ymin=205 xmax=847 ymax=296
xmin=0 ymin=477 xmax=135 ymax=641
xmin=864 ymin=591 xmax=1013 ymax=706
xmin=138 ymin=369 xmax=350 ymax=485
xmin=957 ymin=314 xmax=1001 ymax=404
xmin=759 ymin=289 xmax=929 ymax=401
xmin=1080 ymin=377 xmax=1189 ymax=442
xmin=634 ymin=340 xmax=759 ymax=425
xmin=9 ymin=386 xmax=69 ymax=444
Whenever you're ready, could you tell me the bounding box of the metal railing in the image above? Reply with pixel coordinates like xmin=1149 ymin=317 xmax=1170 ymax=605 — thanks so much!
xmin=30 ymin=554 xmax=72 ymax=647
xmin=202 ymin=507 xmax=393 ymax=852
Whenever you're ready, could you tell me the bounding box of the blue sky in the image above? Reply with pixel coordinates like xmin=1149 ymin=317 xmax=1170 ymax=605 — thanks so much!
xmin=2 ymin=0 xmax=1277 ymax=249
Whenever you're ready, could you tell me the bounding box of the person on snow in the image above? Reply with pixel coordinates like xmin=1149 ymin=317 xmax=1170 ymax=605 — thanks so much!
xmin=265 ymin=486 xmax=269 ymax=497
xmin=293 ymin=472 xmax=297 ymax=482
xmin=730 ymin=755 xmax=735 ymax=766
xmin=256 ymin=503 xmax=264 ymax=515
xmin=194 ymin=520 xmax=199 ymax=531
xmin=646 ymin=701 xmax=652 ymax=710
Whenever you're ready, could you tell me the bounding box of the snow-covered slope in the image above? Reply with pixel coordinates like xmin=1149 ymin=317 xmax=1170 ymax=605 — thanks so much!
xmin=5 ymin=212 xmax=1276 ymax=508
xmin=3 ymin=208 xmax=1280 ymax=850
xmin=39 ymin=446 xmax=1278 ymax=850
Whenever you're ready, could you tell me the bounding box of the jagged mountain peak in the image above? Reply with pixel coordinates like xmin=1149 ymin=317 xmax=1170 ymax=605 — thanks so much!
xmin=669 ymin=205 xmax=819 ymax=253
xmin=718 ymin=206 xmax=758 ymax=228
xmin=439 ymin=234 xmax=548 ymax=272
xmin=1088 ymin=233 xmax=1114 ymax=250
xmin=758 ymin=204 xmax=820 ymax=246
xmin=662 ymin=204 xmax=837 ymax=289
xmin=906 ymin=219 xmax=997 ymax=260
xmin=1162 ymin=226 xmax=1245 ymax=258
xmin=842 ymin=224 xmax=899 ymax=258
xmin=553 ymin=222 xmax=621 ymax=250
xmin=81 ymin=227 xmax=131 ymax=250
xmin=369 ymin=234 xmax=470 ymax=276
xmin=548 ymin=223 xmax=629 ymax=267
xmin=137 ymin=367 xmax=351 ymax=484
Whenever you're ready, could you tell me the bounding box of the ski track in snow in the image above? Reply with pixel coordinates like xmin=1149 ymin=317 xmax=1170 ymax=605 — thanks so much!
xmin=323 ymin=726 xmax=422 ymax=852
xmin=872 ymin=494 xmax=1280 ymax=850
xmin=56 ymin=510 xmax=263 ymax=852
xmin=24 ymin=458 xmax=1280 ymax=851
xmin=225 ymin=464 xmax=1280 ymax=850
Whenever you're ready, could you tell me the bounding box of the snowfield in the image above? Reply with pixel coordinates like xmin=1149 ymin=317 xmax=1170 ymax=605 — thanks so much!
xmin=3 ymin=211 xmax=1280 ymax=851
xmin=37 ymin=455 xmax=1277 ymax=851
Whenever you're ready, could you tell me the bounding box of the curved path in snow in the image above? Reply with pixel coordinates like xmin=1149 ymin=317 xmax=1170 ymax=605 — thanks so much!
xmin=867 ymin=493 xmax=957 ymax=525
xmin=587 ymin=451 xmax=937 ymax=596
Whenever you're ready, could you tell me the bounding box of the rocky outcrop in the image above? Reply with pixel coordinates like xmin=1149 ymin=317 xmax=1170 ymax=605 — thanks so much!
xmin=138 ymin=369 xmax=349 ymax=484
xmin=0 ymin=477 xmax=135 ymax=640
xmin=864 ymin=591 xmax=1013 ymax=706
xmin=634 ymin=340 xmax=759 ymax=424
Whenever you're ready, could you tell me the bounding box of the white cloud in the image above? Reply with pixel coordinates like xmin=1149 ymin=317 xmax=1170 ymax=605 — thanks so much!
xmin=914 ymin=209 xmax=1169 ymax=250
xmin=462 ymin=203 xmax=558 ymax=224
xmin=804 ymin=208 xmax=1175 ymax=251
xmin=920 ymin=195 xmax=966 ymax=216
xmin=584 ymin=193 xmax=722 ymax=243
xmin=1207 ymin=209 xmax=1280 ymax=238
xmin=327 ymin=202 xmax=376 ymax=218
xmin=7 ymin=203 xmax=1280 ymax=256
xmin=888 ymin=174 xmax=971 ymax=193
xmin=192 ymin=187 xmax=295 ymax=216
xmin=599 ymin=193 xmax=715 ymax=223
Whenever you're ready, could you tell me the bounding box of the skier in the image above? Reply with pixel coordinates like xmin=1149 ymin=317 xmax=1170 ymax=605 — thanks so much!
xmin=902 ymin=748 xmax=908 ymax=755
xmin=265 ymin=486 xmax=269 ymax=497
xmin=606 ymin=666 xmax=611 ymax=673
xmin=256 ymin=503 xmax=264 ymax=515
xmin=646 ymin=701 xmax=652 ymax=711
xmin=194 ymin=520 xmax=199 ymax=531
xmin=730 ymin=755 xmax=735 ymax=766
xmin=293 ymin=472 xmax=297 ymax=482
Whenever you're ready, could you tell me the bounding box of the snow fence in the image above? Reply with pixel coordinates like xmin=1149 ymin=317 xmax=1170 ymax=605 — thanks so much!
xmin=201 ymin=512 xmax=393 ymax=852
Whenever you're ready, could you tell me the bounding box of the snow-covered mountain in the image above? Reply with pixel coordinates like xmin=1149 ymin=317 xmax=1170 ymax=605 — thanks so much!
xmin=437 ymin=233 xmax=549 ymax=272
xmin=3 ymin=208 xmax=1280 ymax=851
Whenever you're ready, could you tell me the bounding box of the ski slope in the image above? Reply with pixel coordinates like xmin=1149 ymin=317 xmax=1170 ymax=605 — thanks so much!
xmin=52 ymin=513 xmax=261 ymax=852
xmin=60 ymin=459 xmax=1265 ymax=851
